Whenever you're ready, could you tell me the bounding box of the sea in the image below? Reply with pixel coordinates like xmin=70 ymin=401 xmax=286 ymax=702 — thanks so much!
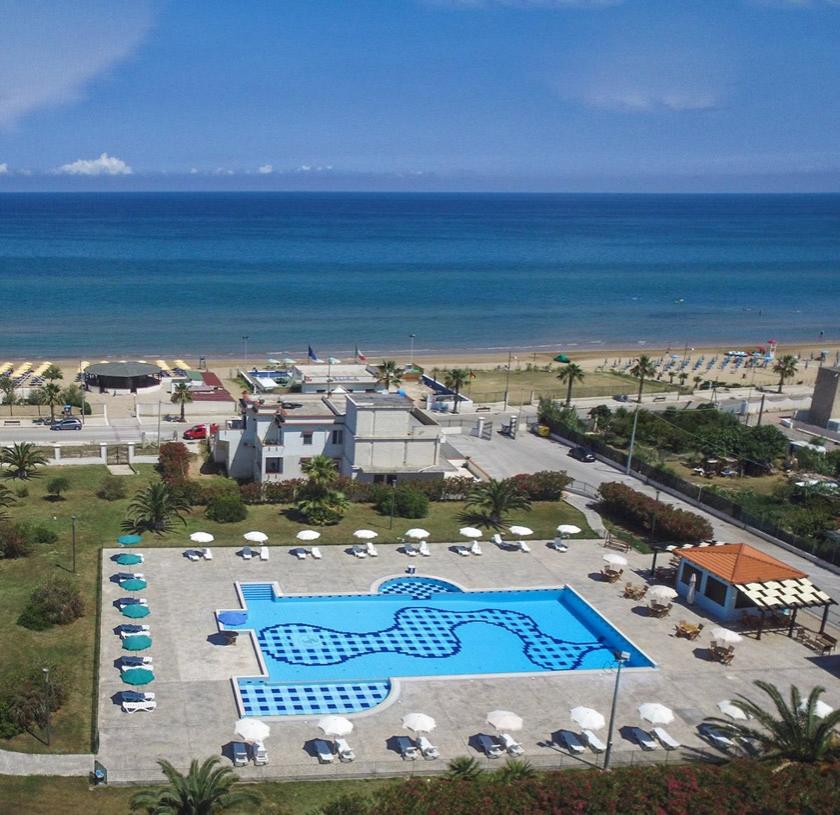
xmin=1 ymin=192 xmax=838 ymax=358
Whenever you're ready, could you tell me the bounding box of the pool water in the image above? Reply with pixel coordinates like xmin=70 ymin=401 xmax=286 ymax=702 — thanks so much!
xmin=222 ymin=577 xmax=652 ymax=717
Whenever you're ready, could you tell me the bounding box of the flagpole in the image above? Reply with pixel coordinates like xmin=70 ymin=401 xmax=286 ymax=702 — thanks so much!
xmin=327 ymin=357 xmax=331 ymax=395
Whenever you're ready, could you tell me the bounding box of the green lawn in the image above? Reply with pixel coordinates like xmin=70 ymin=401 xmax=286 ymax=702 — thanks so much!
xmin=0 ymin=464 xmax=592 ymax=754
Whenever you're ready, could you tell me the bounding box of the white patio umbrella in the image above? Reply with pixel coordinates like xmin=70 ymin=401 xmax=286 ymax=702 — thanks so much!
xmin=557 ymin=524 xmax=581 ymax=536
xmin=686 ymin=573 xmax=697 ymax=605
xmin=296 ymin=530 xmax=321 ymax=542
xmin=712 ymin=627 xmax=742 ymax=645
xmin=603 ymin=553 xmax=628 ymax=567
xmin=235 ymin=718 xmax=270 ymax=742
xmin=487 ymin=710 xmax=523 ymax=732
xmin=267 ymin=358 xmax=280 ymax=365
xmin=353 ymin=529 xmax=378 ymax=540
xmin=648 ymin=585 xmax=678 ymax=603
xmin=570 ymin=707 xmax=605 ymax=731
xmin=327 ymin=356 xmax=342 ymax=364
xmin=718 ymin=700 xmax=749 ymax=720
xmin=404 ymin=528 xmax=430 ymax=540
xmin=800 ymin=699 xmax=834 ymax=719
xmin=402 ymin=713 xmax=437 ymax=734
xmin=508 ymin=525 xmax=533 ymax=537
xmin=243 ymin=531 xmax=268 ymax=543
xmin=190 ymin=532 xmax=215 ymax=544
xmin=282 ymin=357 xmax=297 ymax=365
xmin=638 ymin=703 xmax=674 ymax=726
xmin=318 ymin=715 xmax=353 ymax=738
xmin=459 ymin=527 xmax=483 ymax=539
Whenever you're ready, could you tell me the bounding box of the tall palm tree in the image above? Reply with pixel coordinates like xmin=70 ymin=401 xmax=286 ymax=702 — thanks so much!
xmin=556 ymin=363 xmax=585 ymax=406
xmin=377 ymin=360 xmax=402 ymax=391
xmin=589 ymin=404 xmax=612 ymax=432
xmin=629 ymin=355 xmax=657 ymax=403
xmin=42 ymin=364 xmax=63 ymax=382
xmin=171 ymin=383 xmax=193 ymax=422
xmin=130 ymin=756 xmax=261 ymax=814
xmin=692 ymin=375 xmax=703 ymax=392
xmin=0 ymin=377 xmax=16 ymax=416
xmin=678 ymin=372 xmax=688 ymax=388
xmin=1 ymin=442 xmax=48 ymax=479
xmin=445 ymin=756 xmax=484 ymax=781
xmin=773 ymin=355 xmax=799 ymax=394
xmin=444 ymin=368 xmax=472 ymax=414
xmin=123 ymin=481 xmax=191 ymax=535
xmin=704 ymin=680 xmax=840 ymax=765
xmin=40 ymin=382 xmax=63 ymax=421
xmin=301 ymin=454 xmax=339 ymax=490
xmin=297 ymin=455 xmax=347 ymax=525
xmin=462 ymin=478 xmax=532 ymax=530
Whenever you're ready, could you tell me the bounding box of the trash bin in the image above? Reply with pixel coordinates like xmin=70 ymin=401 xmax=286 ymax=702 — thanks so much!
xmin=537 ymin=425 xmax=550 ymax=438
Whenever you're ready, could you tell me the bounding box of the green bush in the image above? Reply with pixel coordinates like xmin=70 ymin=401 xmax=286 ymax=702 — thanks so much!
xmin=0 ymin=523 xmax=33 ymax=559
xmin=46 ymin=476 xmax=70 ymax=499
xmin=205 ymin=494 xmax=248 ymax=523
xmin=178 ymin=478 xmax=240 ymax=507
xmin=158 ymin=441 xmax=191 ymax=485
xmin=16 ymin=522 xmax=58 ymax=545
xmin=97 ymin=474 xmax=127 ymax=501
xmin=17 ymin=576 xmax=85 ymax=630
xmin=376 ymin=486 xmax=429 ymax=519
xmin=14 ymin=485 xmax=28 ymax=499
xmin=239 ymin=482 xmax=264 ymax=504
xmin=0 ymin=667 xmax=67 ymax=737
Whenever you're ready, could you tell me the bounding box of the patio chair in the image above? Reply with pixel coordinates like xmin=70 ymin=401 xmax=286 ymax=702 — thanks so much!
xmin=259 ymin=546 xmax=269 ymax=561
xmin=351 ymin=545 xmax=367 ymax=559
xmin=419 ymin=541 xmax=431 ymax=557
xmin=623 ymin=583 xmax=637 ymax=599
xmin=311 ymin=547 xmax=322 ymax=560
xmin=478 ymin=734 xmax=504 ymax=758
xmin=583 ymin=730 xmax=606 ymax=753
xmin=500 ymin=732 xmax=524 ymax=756
xmin=518 ymin=541 xmax=531 ymax=553
xmin=653 ymin=727 xmax=680 ymax=750
xmin=314 ymin=739 xmax=335 ymax=764
xmin=455 ymin=545 xmax=470 ymax=557
xmin=185 ymin=549 xmax=201 ymax=561
xmin=240 ymin=547 xmax=253 ymax=560
xmin=470 ymin=541 xmax=483 ymax=556
xmin=201 ymin=548 xmax=213 ymax=560
xmin=335 ymin=737 xmax=355 ymax=763
xmin=396 ymin=736 xmax=419 ymax=760
xmin=491 ymin=533 xmax=503 ymax=547
xmin=631 ymin=727 xmax=658 ymax=750
xmin=403 ymin=543 xmax=418 ymax=557
xmin=366 ymin=541 xmax=379 ymax=557
xmin=418 ymin=735 xmax=440 ymax=760
xmin=558 ymin=731 xmax=586 ymax=754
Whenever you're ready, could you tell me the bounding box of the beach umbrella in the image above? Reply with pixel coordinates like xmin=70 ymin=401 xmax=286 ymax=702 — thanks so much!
xmin=718 ymin=700 xmax=749 ymax=720
xmin=508 ymin=526 xmax=533 ymax=537
xmin=638 ymin=703 xmax=674 ymax=726
xmin=283 ymin=357 xmax=297 ymax=365
xmin=243 ymin=531 xmax=268 ymax=543
xmin=570 ymin=707 xmax=605 ymax=731
xmin=402 ymin=713 xmax=436 ymax=734
xmin=296 ymin=530 xmax=321 ymax=542
xmin=404 ymin=528 xmax=430 ymax=540
xmin=800 ymin=700 xmax=834 ymax=719
xmin=459 ymin=527 xmax=483 ymax=539
xmin=121 ymin=603 xmax=150 ymax=619
xmin=487 ymin=710 xmax=523 ymax=732
xmin=712 ymin=627 xmax=742 ymax=645
xmin=235 ymin=718 xmax=270 ymax=743
xmin=122 ymin=667 xmax=154 ymax=686
xmin=190 ymin=532 xmax=214 ymax=544
xmin=603 ymin=553 xmax=628 ymax=567
xmin=120 ymin=578 xmax=147 ymax=592
xmin=123 ymin=635 xmax=152 ymax=651
xmin=117 ymin=534 xmax=142 ymax=547
xmin=267 ymin=358 xmax=280 ymax=365
xmin=353 ymin=529 xmax=378 ymax=540
xmin=648 ymin=585 xmax=678 ymax=603
xmin=218 ymin=611 xmax=248 ymax=626
xmin=115 ymin=553 xmax=143 ymax=566
xmin=556 ymin=524 xmax=581 ymax=536
xmin=318 ymin=715 xmax=353 ymax=738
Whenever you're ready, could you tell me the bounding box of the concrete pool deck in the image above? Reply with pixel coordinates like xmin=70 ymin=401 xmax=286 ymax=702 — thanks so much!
xmin=97 ymin=540 xmax=840 ymax=783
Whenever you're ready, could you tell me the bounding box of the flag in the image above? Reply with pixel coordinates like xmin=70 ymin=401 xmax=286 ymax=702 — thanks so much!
xmin=355 ymin=346 xmax=367 ymax=362
xmin=308 ymin=345 xmax=321 ymax=362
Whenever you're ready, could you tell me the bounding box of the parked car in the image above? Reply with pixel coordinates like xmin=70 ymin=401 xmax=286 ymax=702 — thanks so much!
xmin=50 ymin=417 xmax=82 ymax=431
xmin=613 ymin=394 xmax=630 ymax=402
xmin=568 ymin=446 xmax=596 ymax=462
xmin=182 ymin=423 xmax=218 ymax=440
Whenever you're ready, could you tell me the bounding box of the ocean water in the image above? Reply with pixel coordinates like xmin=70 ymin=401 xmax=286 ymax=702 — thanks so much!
xmin=0 ymin=192 xmax=838 ymax=357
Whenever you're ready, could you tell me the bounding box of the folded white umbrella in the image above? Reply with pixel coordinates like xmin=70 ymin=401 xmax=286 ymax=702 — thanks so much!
xmin=648 ymin=585 xmax=678 ymax=602
xmin=557 ymin=524 xmax=581 ymax=535
xmin=404 ymin=528 xmax=430 ymax=540
xmin=459 ymin=527 xmax=483 ymax=539
xmin=283 ymin=357 xmax=297 ymax=365
xmin=712 ymin=627 xmax=742 ymax=645
xmin=353 ymin=529 xmax=378 ymax=540
xmin=638 ymin=703 xmax=674 ymax=726
xmin=235 ymin=718 xmax=270 ymax=742
xmin=800 ymin=699 xmax=834 ymax=719
xmin=327 ymin=357 xmax=342 ymax=365
xmin=296 ymin=530 xmax=321 ymax=542
xmin=402 ymin=712 xmax=436 ymax=733
xmin=243 ymin=531 xmax=268 ymax=543
xmin=718 ymin=700 xmax=749 ymax=720
xmin=603 ymin=553 xmax=628 ymax=567
xmin=267 ymin=358 xmax=280 ymax=365
xmin=190 ymin=532 xmax=214 ymax=544
xmin=318 ymin=715 xmax=353 ymax=737
xmin=570 ymin=706 xmax=605 ymax=731
xmin=508 ymin=525 xmax=533 ymax=537
xmin=487 ymin=709 xmax=523 ymax=732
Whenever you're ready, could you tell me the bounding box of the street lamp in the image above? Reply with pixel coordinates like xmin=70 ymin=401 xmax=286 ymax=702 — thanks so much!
xmin=71 ymin=514 xmax=77 ymax=573
xmin=603 ymin=650 xmax=630 ymax=770
xmin=409 ymin=334 xmax=416 ymax=367
xmin=503 ymin=350 xmax=513 ymax=411
xmin=624 ymin=407 xmax=640 ymax=475
xmin=42 ymin=667 xmax=51 ymax=746
xmin=242 ymin=335 xmax=249 ymax=369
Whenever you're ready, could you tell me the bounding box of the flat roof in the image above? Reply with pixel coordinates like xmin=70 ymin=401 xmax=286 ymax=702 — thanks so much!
xmin=86 ymin=361 xmax=161 ymax=378
xmin=677 ymin=543 xmax=806 ymax=585
xmin=346 ymin=392 xmax=413 ymax=408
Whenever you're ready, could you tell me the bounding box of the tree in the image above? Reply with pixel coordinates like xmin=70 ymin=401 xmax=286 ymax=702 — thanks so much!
xmin=0 ymin=484 xmax=15 ymax=523
xmin=0 ymin=377 xmax=17 ymax=416
xmin=171 ymin=383 xmax=193 ymax=422
xmin=692 ymin=375 xmax=703 ymax=392
xmin=46 ymin=476 xmax=70 ymax=500
xmin=25 ymin=388 xmax=46 ymax=416
xmin=556 ymin=363 xmax=585 ymax=406
xmin=462 ymin=478 xmax=532 ymax=530
xmin=444 ymin=368 xmax=472 ymax=414
xmin=773 ymin=355 xmax=799 ymax=394
xmin=296 ymin=455 xmax=348 ymax=525
xmin=629 ymin=355 xmax=657 ymax=403
xmin=40 ymin=383 xmax=63 ymax=421
xmin=445 ymin=756 xmax=484 ymax=781
xmin=678 ymin=372 xmax=688 ymax=388
xmin=589 ymin=404 xmax=612 ymax=432
xmin=704 ymin=680 xmax=840 ymax=765
xmin=377 ymin=360 xmax=402 ymax=391
xmin=123 ymin=481 xmax=191 ymax=535
xmin=42 ymin=364 xmax=63 ymax=382
xmin=301 ymin=454 xmax=339 ymax=489
xmin=130 ymin=756 xmax=261 ymax=815
xmin=1 ymin=443 xmax=48 ymax=479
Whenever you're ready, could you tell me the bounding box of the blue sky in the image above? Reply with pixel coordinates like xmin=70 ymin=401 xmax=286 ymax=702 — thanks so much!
xmin=1 ymin=0 xmax=839 ymax=191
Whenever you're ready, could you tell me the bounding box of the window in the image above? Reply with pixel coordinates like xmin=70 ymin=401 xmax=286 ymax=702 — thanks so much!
xmin=265 ymin=457 xmax=283 ymax=474
xmin=331 ymin=429 xmax=344 ymax=445
xmin=302 ymin=432 xmax=313 ymax=446
xmin=704 ymin=575 xmax=728 ymax=606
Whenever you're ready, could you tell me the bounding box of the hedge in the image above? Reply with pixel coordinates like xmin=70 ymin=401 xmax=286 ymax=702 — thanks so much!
xmin=158 ymin=442 xmax=190 ymax=485
xmin=510 ymin=471 xmax=572 ymax=501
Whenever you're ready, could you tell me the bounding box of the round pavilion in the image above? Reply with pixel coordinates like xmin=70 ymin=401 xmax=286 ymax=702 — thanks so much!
xmin=85 ymin=362 xmax=162 ymax=394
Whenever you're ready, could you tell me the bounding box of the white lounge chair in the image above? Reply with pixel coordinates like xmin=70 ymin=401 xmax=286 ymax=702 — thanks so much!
xmin=185 ymin=549 xmax=201 ymax=561
xmin=241 ymin=547 xmax=253 ymax=560
xmin=314 ymin=739 xmax=335 ymax=764
xmin=122 ymin=699 xmax=157 ymax=713
xmin=419 ymin=541 xmax=431 ymax=557
xmin=500 ymin=732 xmax=524 ymax=756
xmin=351 ymin=545 xmax=367 ymax=559
xmin=366 ymin=541 xmax=378 ymax=557
xmin=631 ymin=727 xmax=658 ymax=750
xmin=583 ymin=730 xmax=606 ymax=753
xmin=702 ymin=725 xmax=736 ymax=752
xmin=519 ymin=541 xmax=531 ymax=553
xmin=311 ymin=547 xmax=322 ymax=559
xmin=418 ymin=735 xmax=440 ymax=760
xmin=397 ymin=736 xmax=419 ymax=760
xmin=559 ymin=731 xmax=586 ymax=754
xmin=653 ymin=727 xmax=680 ymax=750
xmin=470 ymin=541 xmax=483 ymax=556
xmin=119 ymin=626 xmax=150 ymax=639
xmin=253 ymin=740 xmax=268 ymax=765
xmin=118 ymin=598 xmax=148 ymax=607
xmin=259 ymin=546 xmax=269 ymax=561
xmin=455 ymin=545 xmax=470 ymax=557
xmin=335 ymin=737 xmax=355 ymax=763
xmin=201 ymin=548 xmax=213 ymax=560
xmin=478 ymin=734 xmax=504 ymax=758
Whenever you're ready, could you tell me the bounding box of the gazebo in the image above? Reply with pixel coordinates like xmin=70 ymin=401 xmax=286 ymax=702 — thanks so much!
xmin=85 ymin=361 xmax=162 ymax=394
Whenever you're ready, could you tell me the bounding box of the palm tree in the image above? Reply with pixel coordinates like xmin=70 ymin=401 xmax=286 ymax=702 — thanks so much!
xmin=297 ymin=455 xmax=347 ymax=525
xmin=130 ymin=756 xmax=261 ymax=814
xmin=445 ymin=755 xmax=484 ymax=781
xmin=42 ymin=364 xmax=63 ymax=382
xmin=589 ymin=404 xmax=612 ymax=432
xmin=377 ymin=360 xmax=402 ymax=391
xmin=462 ymin=478 xmax=532 ymax=530
xmin=0 ymin=377 xmax=17 ymax=416
xmin=629 ymin=355 xmax=657 ymax=403
xmin=301 ymin=454 xmax=339 ymax=490
xmin=1 ymin=442 xmax=48 ymax=479
xmin=703 ymin=680 xmax=840 ymax=765
xmin=123 ymin=481 xmax=191 ymax=535
xmin=444 ymin=368 xmax=472 ymax=414
xmin=0 ymin=484 xmax=15 ymax=523
xmin=678 ymin=372 xmax=689 ymax=388
xmin=556 ymin=363 xmax=585 ymax=406
xmin=40 ymin=382 xmax=63 ymax=421
xmin=692 ymin=375 xmax=703 ymax=392
xmin=493 ymin=758 xmax=537 ymax=783
xmin=171 ymin=383 xmax=193 ymax=422
xmin=773 ymin=355 xmax=799 ymax=394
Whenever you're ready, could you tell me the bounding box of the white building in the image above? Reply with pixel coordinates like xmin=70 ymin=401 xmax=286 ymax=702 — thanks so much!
xmin=292 ymin=363 xmax=379 ymax=394
xmin=212 ymin=392 xmax=450 ymax=484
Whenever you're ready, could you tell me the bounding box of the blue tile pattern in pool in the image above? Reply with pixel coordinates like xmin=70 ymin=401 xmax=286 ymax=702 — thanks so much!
xmin=223 ymin=578 xmax=652 ymax=717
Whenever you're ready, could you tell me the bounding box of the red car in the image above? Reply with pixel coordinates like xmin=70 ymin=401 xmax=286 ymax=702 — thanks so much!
xmin=182 ymin=423 xmax=218 ymax=440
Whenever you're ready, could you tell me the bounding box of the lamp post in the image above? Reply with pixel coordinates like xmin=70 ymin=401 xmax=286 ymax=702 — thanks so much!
xmin=603 ymin=650 xmax=630 ymax=770
xmin=42 ymin=667 xmax=51 ymax=746
xmin=624 ymin=407 xmax=640 ymax=475
xmin=503 ymin=350 xmax=513 ymax=411
xmin=409 ymin=334 xmax=416 ymax=368
xmin=242 ymin=335 xmax=249 ymax=369
xmin=71 ymin=514 xmax=77 ymax=573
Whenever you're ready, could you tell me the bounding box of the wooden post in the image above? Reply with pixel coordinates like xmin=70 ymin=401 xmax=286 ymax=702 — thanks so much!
xmin=787 ymin=607 xmax=798 ymax=638
xmin=756 ymin=609 xmax=765 ymax=641
xmin=820 ymin=604 xmax=830 ymax=634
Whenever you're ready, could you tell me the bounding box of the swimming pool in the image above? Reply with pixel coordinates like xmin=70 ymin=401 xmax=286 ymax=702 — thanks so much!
xmin=220 ymin=576 xmax=653 ymax=717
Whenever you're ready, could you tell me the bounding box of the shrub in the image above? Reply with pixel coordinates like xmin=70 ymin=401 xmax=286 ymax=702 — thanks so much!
xmin=14 ymin=485 xmax=28 ymax=499
xmin=17 ymin=576 xmax=84 ymax=630
xmin=264 ymin=479 xmax=304 ymax=503
xmin=205 ymin=494 xmax=247 ymax=523
xmin=0 ymin=523 xmax=33 ymax=559
xmin=97 ymin=474 xmax=127 ymax=501
xmin=176 ymin=478 xmax=239 ymax=507
xmin=46 ymin=476 xmax=70 ymax=499
xmin=319 ymin=793 xmax=372 ymax=815
xmin=158 ymin=441 xmax=191 ymax=485
xmin=376 ymin=485 xmax=429 ymax=519
xmin=16 ymin=522 xmax=58 ymax=545
xmin=239 ymin=482 xmax=264 ymax=504
xmin=1 ymin=667 xmax=67 ymax=736
xmin=510 ymin=471 xmax=572 ymax=501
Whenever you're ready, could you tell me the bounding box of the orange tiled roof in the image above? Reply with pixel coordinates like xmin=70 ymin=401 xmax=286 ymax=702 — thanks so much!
xmin=677 ymin=543 xmax=806 ymax=585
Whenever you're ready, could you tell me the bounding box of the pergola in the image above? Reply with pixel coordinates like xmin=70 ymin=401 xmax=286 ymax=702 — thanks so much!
xmin=735 ymin=577 xmax=836 ymax=640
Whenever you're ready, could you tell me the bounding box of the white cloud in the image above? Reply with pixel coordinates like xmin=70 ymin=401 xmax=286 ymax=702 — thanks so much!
xmin=0 ymin=163 xmax=8 ymax=175
xmin=258 ymin=164 xmax=274 ymax=174
xmin=213 ymin=167 xmax=234 ymax=175
xmin=189 ymin=168 xmax=198 ymax=174
xmin=586 ymin=90 xmax=719 ymax=112
xmin=57 ymin=152 xmax=133 ymax=175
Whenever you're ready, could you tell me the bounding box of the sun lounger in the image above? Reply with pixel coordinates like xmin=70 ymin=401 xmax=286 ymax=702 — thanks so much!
xmin=122 ymin=699 xmax=157 ymax=713
xmin=701 ymin=725 xmax=736 ymax=752
xmin=293 ymin=547 xmax=308 ymax=560
xmin=241 ymin=547 xmax=253 ymax=560
xmin=232 ymin=741 xmax=249 ymax=766
xmin=123 ymin=691 xmax=155 ymax=703
xmin=404 ymin=543 xmax=418 ymax=557
xmin=551 ymin=538 xmax=568 ymax=552
xmin=118 ymin=597 xmax=148 ymax=607
xmin=351 ymin=545 xmax=367 ymax=558
xmin=478 ymin=734 xmax=504 ymax=758
xmin=631 ymin=727 xmax=657 ymax=750
xmin=252 ymin=740 xmax=268 ymax=765
xmin=366 ymin=542 xmax=378 ymax=557
xmin=583 ymin=730 xmax=606 ymax=753
xmin=314 ymin=739 xmax=335 ymax=764
xmin=491 ymin=533 xmax=503 ymax=547
xmin=397 ymin=736 xmax=419 ymax=760
xmin=259 ymin=546 xmax=269 ymax=561
xmin=120 ymin=625 xmax=150 ymax=638
xmin=418 ymin=735 xmax=440 ymax=760
xmin=335 ymin=737 xmax=355 ymax=763
xmin=419 ymin=541 xmax=431 ymax=557
xmin=518 ymin=541 xmax=531 ymax=553
xmin=311 ymin=546 xmax=322 ymax=559
xmin=559 ymin=731 xmax=586 ymax=754
xmin=470 ymin=541 xmax=482 ymax=556
xmin=500 ymin=732 xmax=524 ymax=756
xmin=186 ymin=549 xmax=201 ymax=561
xmin=455 ymin=545 xmax=470 ymax=557
xmin=653 ymin=727 xmax=680 ymax=750
xmin=121 ymin=656 xmax=153 ymax=667
xmin=201 ymin=548 xmax=213 ymax=560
